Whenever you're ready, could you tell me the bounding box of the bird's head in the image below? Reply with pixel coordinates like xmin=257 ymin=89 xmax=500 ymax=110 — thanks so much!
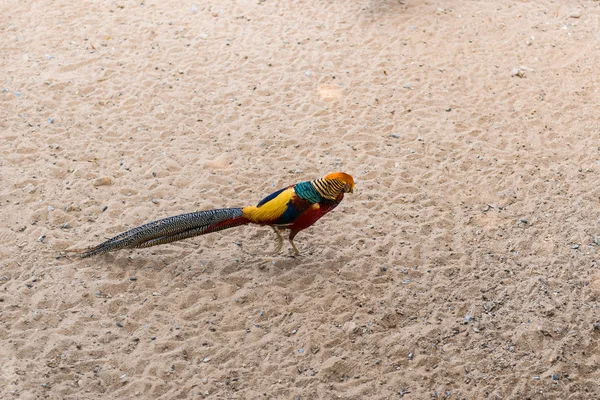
xmin=324 ymin=172 xmax=355 ymax=194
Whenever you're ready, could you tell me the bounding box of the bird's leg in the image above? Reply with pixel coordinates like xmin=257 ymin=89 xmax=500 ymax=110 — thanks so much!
xmin=272 ymin=226 xmax=284 ymax=254
xmin=288 ymin=231 xmax=300 ymax=256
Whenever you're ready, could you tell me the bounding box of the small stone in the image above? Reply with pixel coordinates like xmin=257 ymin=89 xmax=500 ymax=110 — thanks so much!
xmin=38 ymin=235 xmax=45 ymax=243
xmin=445 ymin=107 xmax=451 ymax=112
xmin=572 ymin=244 xmax=580 ymax=249
xmin=417 ymin=134 xmax=423 ymax=141
xmin=511 ymin=67 xmax=525 ymax=78
xmin=150 ymin=336 xmax=157 ymax=340
xmin=304 ymin=70 xmax=311 ymax=77
xmin=129 ymin=277 xmax=137 ymax=281
xmin=47 ymin=206 xmax=55 ymax=211
xmin=116 ymin=321 xmax=123 ymax=327
xmin=291 ymin=329 xmax=297 ymax=334
xmin=61 ymin=222 xmax=70 ymax=229
xmin=47 ymin=117 xmax=54 ymax=124
xmin=380 ymin=265 xmax=387 ymax=272
xmin=93 ymin=177 xmax=112 ymax=187
xmin=375 ymin=359 xmax=381 ymax=365
xmin=23 ymin=183 xmax=37 ymax=194
xmin=593 ymin=323 xmax=600 ymax=331
xmin=569 ymin=10 xmax=580 ymax=18
xmin=32 ymin=309 xmax=43 ymax=320
xmin=408 ymin=352 xmax=413 ymax=360
xmin=391 ymin=133 xmax=400 ymax=139
xmin=533 ymin=376 xmax=540 ymax=380
xmin=203 ymin=357 xmax=210 ymax=363
xmin=403 ymin=83 xmax=411 ymax=89
xmin=298 ymin=348 xmax=304 ymax=354
xmin=464 ymin=314 xmax=472 ymax=323
xmin=552 ymin=374 xmax=559 ymax=381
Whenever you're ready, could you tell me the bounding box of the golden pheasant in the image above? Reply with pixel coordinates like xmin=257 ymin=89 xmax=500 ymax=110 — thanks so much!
xmin=76 ymin=172 xmax=354 ymax=257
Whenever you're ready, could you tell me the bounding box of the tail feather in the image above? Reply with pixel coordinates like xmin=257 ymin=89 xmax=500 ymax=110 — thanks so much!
xmin=76 ymin=208 xmax=248 ymax=258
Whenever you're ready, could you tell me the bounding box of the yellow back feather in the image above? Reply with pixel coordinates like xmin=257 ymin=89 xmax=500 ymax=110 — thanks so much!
xmin=242 ymin=187 xmax=295 ymax=223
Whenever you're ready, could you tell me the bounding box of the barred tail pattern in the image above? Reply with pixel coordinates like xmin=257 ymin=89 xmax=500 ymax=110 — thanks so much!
xmin=77 ymin=208 xmax=247 ymax=258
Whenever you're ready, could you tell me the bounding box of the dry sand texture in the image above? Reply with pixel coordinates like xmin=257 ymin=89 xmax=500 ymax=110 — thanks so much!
xmin=2 ymin=0 xmax=600 ymax=398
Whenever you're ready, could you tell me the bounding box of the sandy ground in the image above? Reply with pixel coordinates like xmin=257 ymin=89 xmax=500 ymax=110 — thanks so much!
xmin=2 ymin=0 xmax=600 ymax=398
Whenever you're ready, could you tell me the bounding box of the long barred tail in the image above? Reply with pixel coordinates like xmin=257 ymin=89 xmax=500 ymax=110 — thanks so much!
xmin=75 ymin=208 xmax=249 ymax=258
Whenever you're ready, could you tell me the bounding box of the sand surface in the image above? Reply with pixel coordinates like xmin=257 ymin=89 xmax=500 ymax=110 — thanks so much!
xmin=2 ymin=0 xmax=600 ymax=398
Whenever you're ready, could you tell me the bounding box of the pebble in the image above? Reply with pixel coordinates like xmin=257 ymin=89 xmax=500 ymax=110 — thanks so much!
xmin=408 ymin=352 xmax=413 ymax=360
xmin=47 ymin=206 xmax=55 ymax=211
xmin=511 ymin=67 xmax=525 ymax=78
xmin=93 ymin=177 xmax=112 ymax=187
xmin=32 ymin=309 xmax=43 ymax=320
xmin=203 ymin=357 xmax=210 ymax=363
xmin=298 ymin=348 xmax=304 ymax=354
xmin=572 ymin=244 xmax=580 ymax=249
xmin=593 ymin=323 xmax=599 ymax=331
xmin=569 ymin=10 xmax=581 ymax=18
xmin=47 ymin=117 xmax=54 ymax=124
xmin=61 ymin=222 xmax=70 ymax=229
xmin=151 ymin=336 xmax=157 ymax=340
xmin=380 ymin=265 xmax=387 ymax=272
xmin=403 ymin=83 xmax=411 ymax=89
xmin=391 ymin=133 xmax=400 ymax=139
xmin=417 ymin=134 xmax=423 ymax=141
xmin=464 ymin=314 xmax=472 ymax=323
xmin=445 ymin=107 xmax=451 ymax=112
xmin=533 ymin=376 xmax=540 ymax=380
xmin=116 ymin=321 xmax=123 ymax=327
xmin=129 ymin=277 xmax=137 ymax=281
xmin=552 ymin=374 xmax=559 ymax=381
xmin=375 ymin=359 xmax=381 ymax=365
xmin=23 ymin=183 xmax=36 ymax=194
xmin=38 ymin=235 xmax=45 ymax=242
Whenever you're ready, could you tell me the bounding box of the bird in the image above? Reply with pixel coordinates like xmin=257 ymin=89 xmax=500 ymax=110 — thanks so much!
xmin=74 ymin=172 xmax=354 ymax=258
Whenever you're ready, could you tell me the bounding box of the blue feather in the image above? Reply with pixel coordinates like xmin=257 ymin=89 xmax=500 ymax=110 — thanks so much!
xmin=294 ymin=181 xmax=322 ymax=204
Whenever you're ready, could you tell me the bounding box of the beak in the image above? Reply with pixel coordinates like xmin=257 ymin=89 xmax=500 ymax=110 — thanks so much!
xmin=349 ymin=186 xmax=354 ymax=194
